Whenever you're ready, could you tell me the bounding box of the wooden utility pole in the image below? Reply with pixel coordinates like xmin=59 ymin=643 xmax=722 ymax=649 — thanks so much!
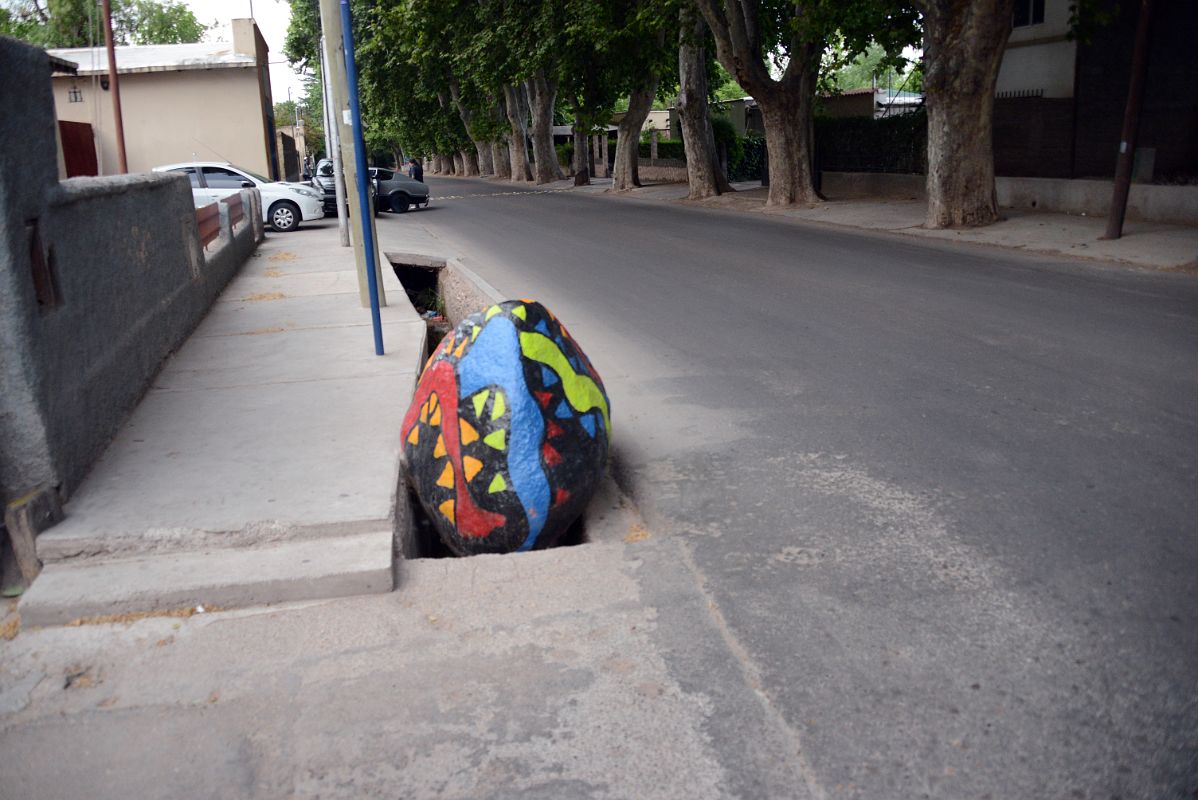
xmin=100 ymin=0 xmax=127 ymax=173
xmin=318 ymin=0 xmax=386 ymax=307
xmin=1103 ymin=0 xmax=1155 ymax=240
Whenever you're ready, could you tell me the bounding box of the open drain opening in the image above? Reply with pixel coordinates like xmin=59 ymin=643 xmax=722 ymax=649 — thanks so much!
xmin=403 ymin=486 xmax=588 ymax=559
xmin=388 ymin=252 xmax=591 ymax=560
xmin=388 ymin=253 xmax=451 ymax=356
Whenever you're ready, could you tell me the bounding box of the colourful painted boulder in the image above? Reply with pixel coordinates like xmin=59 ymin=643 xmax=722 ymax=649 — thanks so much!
xmin=401 ymin=300 xmax=611 ymax=555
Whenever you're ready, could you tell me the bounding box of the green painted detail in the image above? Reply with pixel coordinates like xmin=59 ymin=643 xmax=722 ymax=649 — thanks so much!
xmin=519 ymin=332 xmax=612 ymax=440
xmin=485 ymin=305 xmax=501 ymax=321
xmin=471 ymin=325 xmax=480 ymax=341
xmin=484 ymin=429 xmax=506 ymax=450
xmin=491 ymin=391 xmax=506 ymax=420
xmin=512 ymin=305 xmax=527 ymax=321
xmin=488 ymin=473 xmax=507 ymax=493
xmin=472 ymin=389 xmax=490 ymax=418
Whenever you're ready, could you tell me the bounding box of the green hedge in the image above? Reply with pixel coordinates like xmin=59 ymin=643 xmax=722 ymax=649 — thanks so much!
xmin=814 ymin=109 xmax=927 ymax=174
xmin=638 ymin=139 xmax=687 ymax=161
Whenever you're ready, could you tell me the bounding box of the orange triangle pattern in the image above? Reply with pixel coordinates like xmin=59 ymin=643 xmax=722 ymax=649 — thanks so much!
xmin=463 ymin=456 xmax=483 ymax=482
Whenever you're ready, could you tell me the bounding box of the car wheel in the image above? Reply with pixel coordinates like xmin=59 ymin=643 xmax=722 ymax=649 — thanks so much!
xmin=389 ymin=192 xmax=411 ymax=213
xmin=269 ymin=201 xmax=300 ymax=232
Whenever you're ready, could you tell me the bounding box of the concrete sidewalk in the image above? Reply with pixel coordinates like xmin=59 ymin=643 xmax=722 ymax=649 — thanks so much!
xmin=18 ymin=223 xmax=428 ymax=625
xmin=615 ymin=180 xmax=1198 ymax=272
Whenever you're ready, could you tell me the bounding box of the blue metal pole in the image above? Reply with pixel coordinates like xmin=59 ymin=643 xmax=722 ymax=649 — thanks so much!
xmin=340 ymin=0 xmax=385 ymax=356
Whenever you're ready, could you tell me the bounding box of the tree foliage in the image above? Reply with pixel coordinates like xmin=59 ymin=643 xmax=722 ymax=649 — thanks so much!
xmin=0 ymin=0 xmax=208 ymax=47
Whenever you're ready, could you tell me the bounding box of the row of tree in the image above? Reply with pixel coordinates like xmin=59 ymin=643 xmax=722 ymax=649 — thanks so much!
xmin=287 ymin=0 xmax=1022 ymax=229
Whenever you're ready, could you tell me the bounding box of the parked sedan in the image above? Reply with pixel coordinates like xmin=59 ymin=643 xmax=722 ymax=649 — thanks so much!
xmin=369 ymin=167 xmax=431 ymax=213
xmin=311 ymin=160 xmax=430 ymax=214
xmin=153 ymin=161 xmax=325 ymax=232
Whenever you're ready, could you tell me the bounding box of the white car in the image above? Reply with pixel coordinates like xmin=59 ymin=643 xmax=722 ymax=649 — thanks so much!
xmin=153 ymin=161 xmax=325 ymax=232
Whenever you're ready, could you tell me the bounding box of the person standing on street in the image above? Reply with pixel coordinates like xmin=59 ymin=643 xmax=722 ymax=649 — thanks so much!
xmin=408 ymin=158 xmax=424 ymax=183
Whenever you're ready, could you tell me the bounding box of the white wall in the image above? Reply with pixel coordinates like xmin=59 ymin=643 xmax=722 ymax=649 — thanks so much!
xmin=997 ymin=0 xmax=1077 ymax=98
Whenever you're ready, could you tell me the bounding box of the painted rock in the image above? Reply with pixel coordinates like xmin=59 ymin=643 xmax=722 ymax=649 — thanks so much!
xmin=401 ymin=300 xmax=611 ymax=555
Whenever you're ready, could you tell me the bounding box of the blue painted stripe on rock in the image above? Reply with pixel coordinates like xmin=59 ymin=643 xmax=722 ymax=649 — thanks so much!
xmin=457 ymin=317 xmax=549 ymax=551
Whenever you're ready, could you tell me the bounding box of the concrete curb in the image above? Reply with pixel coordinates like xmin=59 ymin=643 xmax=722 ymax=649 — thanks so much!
xmin=19 ymin=530 xmax=394 ymax=627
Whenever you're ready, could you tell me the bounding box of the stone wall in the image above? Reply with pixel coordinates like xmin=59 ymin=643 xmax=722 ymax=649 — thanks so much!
xmin=0 ymin=37 xmax=263 ymax=507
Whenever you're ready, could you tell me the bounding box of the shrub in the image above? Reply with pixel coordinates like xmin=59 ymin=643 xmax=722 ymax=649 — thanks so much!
xmin=555 ymin=141 xmax=574 ymax=168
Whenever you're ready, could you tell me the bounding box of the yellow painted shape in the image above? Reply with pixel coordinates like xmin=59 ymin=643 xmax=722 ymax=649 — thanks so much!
xmin=436 ymin=461 xmax=454 ymax=489
xmin=453 ymin=337 xmax=469 ymax=359
xmin=407 ymin=426 xmax=419 ymax=446
xmin=460 ymin=418 xmax=479 ymax=445
xmin=429 ymin=404 xmax=442 ymax=426
xmin=519 ymin=332 xmax=611 ymax=439
xmin=484 ymin=429 xmax=506 ymax=451
xmin=433 ymin=434 xmax=446 ymax=458
xmin=471 ymin=325 xmax=480 ymax=341
xmin=491 ymin=391 xmax=506 ymax=420
xmin=485 ymin=304 xmax=501 ymax=321
xmin=512 ymin=305 xmax=527 ymax=321
xmin=488 ymin=473 xmax=507 ymax=493
xmin=463 ymin=456 xmax=483 ymax=482
xmin=419 ymin=401 xmax=429 ymax=424
xmin=439 ymin=499 xmax=455 ymax=523
xmin=472 ymin=390 xmax=490 ymax=418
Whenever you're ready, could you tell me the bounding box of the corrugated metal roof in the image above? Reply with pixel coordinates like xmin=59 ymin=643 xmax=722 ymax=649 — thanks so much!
xmin=47 ymin=43 xmax=255 ymax=76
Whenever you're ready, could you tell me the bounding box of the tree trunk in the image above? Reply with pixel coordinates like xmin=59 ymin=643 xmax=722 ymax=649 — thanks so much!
xmin=453 ymin=152 xmax=466 ymax=174
xmin=612 ymin=78 xmax=658 ymax=191
xmin=462 ymin=148 xmax=480 ymax=176
xmin=474 ymin=141 xmax=494 ymax=175
xmin=757 ymin=86 xmax=819 ymax=206
xmin=503 ymin=84 xmax=533 ymax=182
xmin=526 ymin=73 xmax=564 ymax=184
xmin=921 ymin=0 xmax=1015 ymax=228
xmin=571 ymin=100 xmax=590 ymax=185
xmin=491 ymin=141 xmax=511 ymax=179
xmin=678 ymin=9 xmax=732 ymax=200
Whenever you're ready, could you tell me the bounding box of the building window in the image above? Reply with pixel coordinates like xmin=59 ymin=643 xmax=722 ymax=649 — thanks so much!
xmin=1013 ymin=0 xmax=1045 ymax=27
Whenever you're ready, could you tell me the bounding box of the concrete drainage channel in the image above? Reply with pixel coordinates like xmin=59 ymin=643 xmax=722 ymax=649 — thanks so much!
xmin=386 ymin=252 xmax=630 ymax=562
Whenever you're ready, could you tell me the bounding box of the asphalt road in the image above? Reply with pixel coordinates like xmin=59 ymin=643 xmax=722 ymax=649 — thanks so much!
xmin=388 ymin=176 xmax=1198 ymax=798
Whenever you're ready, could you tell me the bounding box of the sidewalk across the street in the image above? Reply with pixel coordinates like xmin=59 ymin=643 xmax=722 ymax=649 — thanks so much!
xmin=445 ymin=173 xmax=1198 ymax=272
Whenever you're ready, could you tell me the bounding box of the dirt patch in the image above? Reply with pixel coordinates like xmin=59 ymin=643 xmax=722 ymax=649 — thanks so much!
xmin=624 ymin=523 xmax=652 ymax=543
xmin=0 ymin=612 xmax=19 ymax=640
xmin=64 ymin=605 xmax=221 ymax=627
xmin=241 ymin=292 xmax=287 ymax=302
xmin=268 ymin=252 xmax=298 ymax=262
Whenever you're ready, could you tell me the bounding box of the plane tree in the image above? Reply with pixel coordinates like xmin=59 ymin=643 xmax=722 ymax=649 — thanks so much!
xmin=677 ymin=0 xmax=734 ymax=199
xmin=694 ymin=0 xmax=918 ymax=206
xmin=916 ymin=0 xmax=1016 ymax=227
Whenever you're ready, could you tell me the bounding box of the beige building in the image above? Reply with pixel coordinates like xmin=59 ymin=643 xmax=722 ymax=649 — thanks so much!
xmin=48 ymin=19 xmax=277 ymax=178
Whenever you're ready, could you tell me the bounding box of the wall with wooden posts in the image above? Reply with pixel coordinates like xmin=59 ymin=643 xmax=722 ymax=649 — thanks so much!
xmin=0 ymin=36 xmax=262 ymax=510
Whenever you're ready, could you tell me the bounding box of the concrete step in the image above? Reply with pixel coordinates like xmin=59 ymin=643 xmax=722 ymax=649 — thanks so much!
xmin=18 ymin=530 xmax=394 ymax=627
